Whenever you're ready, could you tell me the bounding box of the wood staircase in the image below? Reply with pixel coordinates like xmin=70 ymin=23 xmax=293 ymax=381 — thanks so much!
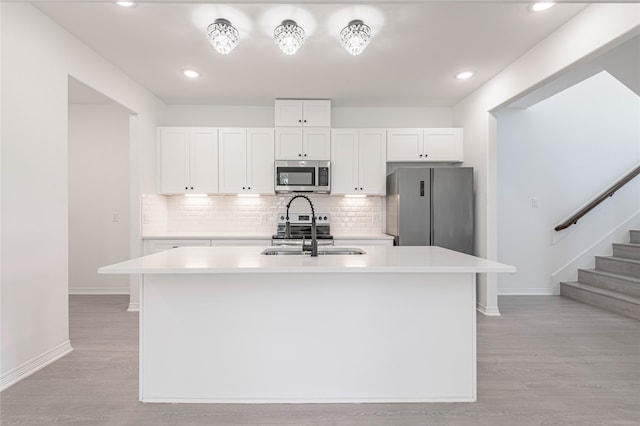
xmin=561 ymin=230 xmax=640 ymax=320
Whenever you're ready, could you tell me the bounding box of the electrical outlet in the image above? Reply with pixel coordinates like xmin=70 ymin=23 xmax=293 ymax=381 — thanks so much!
xmin=112 ymin=212 xmax=120 ymax=222
xmin=531 ymin=198 xmax=538 ymax=208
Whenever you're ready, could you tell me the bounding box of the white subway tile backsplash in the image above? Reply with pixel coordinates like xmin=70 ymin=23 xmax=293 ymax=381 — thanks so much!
xmin=142 ymin=194 xmax=383 ymax=235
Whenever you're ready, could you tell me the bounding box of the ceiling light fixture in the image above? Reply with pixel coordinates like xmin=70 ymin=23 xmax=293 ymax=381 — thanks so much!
xmin=183 ymin=69 xmax=200 ymax=79
xmin=455 ymin=71 xmax=474 ymax=80
xmin=115 ymin=1 xmax=135 ymax=7
xmin=207 ymin=18 xmax=239 ymax=55
xmin=274 ymin=20 xmax=305 ymax=55
xmin=530 ymin=2 xmax=556 ymax=12
xmin=340 ymin=20 xmax=372 ymax=56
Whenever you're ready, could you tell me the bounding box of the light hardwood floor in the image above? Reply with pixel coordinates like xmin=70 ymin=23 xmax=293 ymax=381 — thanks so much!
xmin=1 ymin=295 xmax=639 ymax=426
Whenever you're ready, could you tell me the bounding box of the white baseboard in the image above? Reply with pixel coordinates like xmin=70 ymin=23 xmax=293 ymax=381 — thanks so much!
xmin=1 ymin=340 xmax=73 ymax=392
xmin=127 ymin=302 xmax=140 ymax=312
xmin=498 ymin=288 xmax=556 ymax=295
xmin=476 ymin=303 xmax=501 ymax=316
xmin=69 ymin=288 xmax=129 ymax=295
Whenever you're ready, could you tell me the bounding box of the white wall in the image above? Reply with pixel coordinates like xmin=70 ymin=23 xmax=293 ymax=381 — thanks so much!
xmin=0 ymin=3 xmax=165 ymax=390
xmin=497 ymin=71 xmax=640 ymax=295
xmin=68 ymin=104 xmax=131 ymax=294
xmin=161 ymin=105 xmax=453 ymax=128
xmin=452 ymin=3 xmax=640 ymax=315
xmin=332 ymin=107 xmax=452 ymax=128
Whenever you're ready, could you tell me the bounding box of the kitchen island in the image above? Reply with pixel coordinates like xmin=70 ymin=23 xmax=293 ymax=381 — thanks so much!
xmin=99 ymin=245 xmax=514 ymax=403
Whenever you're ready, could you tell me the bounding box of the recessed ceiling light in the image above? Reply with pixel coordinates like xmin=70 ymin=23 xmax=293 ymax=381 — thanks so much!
xmin=530 ymin=3 xmax=556 ymax=12
xmin=183 ymin=69 xmax=200 ymax=79
xmin=455 ymin=71 xmax=474 ymax=80
xmin=115 ymin=1 xmax=135 ymax=7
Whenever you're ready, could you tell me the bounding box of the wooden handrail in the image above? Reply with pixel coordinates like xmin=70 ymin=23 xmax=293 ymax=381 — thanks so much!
xmin=555 ymin=165 xmax=640 ymax=232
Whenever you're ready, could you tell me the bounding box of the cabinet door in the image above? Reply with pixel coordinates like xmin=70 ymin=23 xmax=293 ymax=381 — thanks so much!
xmin=189 ymin=128 xmax=219 ymax=193
xmin=274 ymin=100 xmax=303 ymax=127
xmin=423 ymin=128 xmax=463 ymax=162
xmin=302 ymin=100 xmax=331 ymax=127
xmin=386 ymin=129 xmax=424 ymax=162
xmin=158 ymin=127 xmax=189 ymax=194
xmin=330 ymin=129 xmax=358 ymax=195
xmin=358 ymin=129 xmax=387 ymax=195
xmin=275 ymin=127 xmax=303 ymax=160
xmin=218 ymin=128 xmax=248 ymax=193
xmin=247 ymin=128 xmax=275 ymax=194
xmin=303 ymin=128 xmax=331 ymax=160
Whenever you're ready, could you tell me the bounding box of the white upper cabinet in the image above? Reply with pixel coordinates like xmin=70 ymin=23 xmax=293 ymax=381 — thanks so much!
xmin=158 ymin=127 xmax=218 ymax=194
xmin=246 ymin=128 xmax=275 ymax=194
xmin=331 ymin=128 xmax=386 ymax=195
xmin=275 ymin=127 xmax=330 ymax=160
xmin=387 ymin=128 xmax=463 ymax=163
xmin=219 ymin=128 xmax=274 ymax=194
xmin=274 ymin=99 xmax=331 ymax=127
xmin=423 ymin=128 xmax=463 ymax=162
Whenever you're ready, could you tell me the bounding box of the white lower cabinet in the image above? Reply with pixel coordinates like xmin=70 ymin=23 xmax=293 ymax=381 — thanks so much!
xmin=331 ymin=128 xmax=386 ymax=195
xmin=334 ymin=239 xmax=393 ymax=246
xmin=218 ymin=128 xmax=275 ymax=194
xmin=145 ymin=239 xmax=271 ymax=255
xmin=211 ymin=239 xmax=271 ymax=246
xmin=144 ymin=239 xmax=212 ymax=255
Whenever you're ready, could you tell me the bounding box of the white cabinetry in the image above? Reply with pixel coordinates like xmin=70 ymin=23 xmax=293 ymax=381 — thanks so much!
xmin=218 ymin=128 xmax=275 ymax=194
xmin=331 ymin=128 xmax=386 ymax=195
xmin=145 ymin=239 xmax=212 ymax=255
xmin=387 ymin=128 xmax=463 ymax=162
xmin=274 ymin=99 xmax=331 ymax=127
xmin=334 ymin=238 xmax=393 ymax=246
xmin=275 ymin=127 xmax=330 ymax=160
xmin=158 ymin=127 xmax=219 ymax=194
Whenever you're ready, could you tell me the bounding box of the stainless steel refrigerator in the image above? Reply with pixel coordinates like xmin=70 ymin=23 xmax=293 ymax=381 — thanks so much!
xmin=386 ymin=167 xmax=474 ymax=254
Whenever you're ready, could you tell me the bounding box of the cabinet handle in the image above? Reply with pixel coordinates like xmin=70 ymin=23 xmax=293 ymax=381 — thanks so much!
xmin=304 ymin=154 xmax=307 ymax=157
xmin=360 ymin=187 xmax=363 ymax=191
xmin=242 ymin=186 xmax=245 ymax=190
xmin=248 ymin=186 xmax=251 ymax=190
xmin=354 ymin=187 xmax=358 ymax=190
xmin=304 ymin=120 xmax=307 ymax=123
xmin=298 ymin=119 xmax=302 ymax=123
xmin=298 ymin=154 xmax=302 ymax=157
xmin=185 ymin=186 xmax=188 ymax=190
xmin=424 ymin=154 xmax=428 ymax=158
xmin=190 ymin=187 xmax=194 ymax=190
xmin=419 ymin=154 xmax=423 ymax=158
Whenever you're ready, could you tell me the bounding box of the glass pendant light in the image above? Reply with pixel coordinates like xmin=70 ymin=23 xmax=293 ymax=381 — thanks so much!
xmin=274 ymin=20 xmax=305 ymax=55
xmin=207 ymin=18 xmax=239 ymax=55
xmin=340 ymin=20 xmax=372 ymax=56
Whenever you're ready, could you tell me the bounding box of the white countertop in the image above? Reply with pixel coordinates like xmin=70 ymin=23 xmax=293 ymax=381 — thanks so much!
xmin=141 ymin=232 xmax=273 ymax=240
xmin=141 ymin=232 xmax=393 ymax=240
xmin=99 ymin=245 xmax=515 ymax=275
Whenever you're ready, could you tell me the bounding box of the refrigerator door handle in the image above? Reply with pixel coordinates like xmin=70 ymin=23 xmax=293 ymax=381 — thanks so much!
xmin=420 ymin=180 xmax=425 ymax=197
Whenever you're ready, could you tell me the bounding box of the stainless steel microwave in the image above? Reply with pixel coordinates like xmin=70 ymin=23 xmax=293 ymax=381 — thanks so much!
xmin=275 ymin=160 xmax=330 ymax=193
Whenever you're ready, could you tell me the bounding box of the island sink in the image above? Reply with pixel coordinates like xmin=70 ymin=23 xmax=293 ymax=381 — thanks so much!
xmin=261 ymin=247 xmax=365 ymax=256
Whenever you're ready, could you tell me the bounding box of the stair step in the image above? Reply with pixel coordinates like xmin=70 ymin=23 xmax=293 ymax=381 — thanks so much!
xmin=578 ymin=269 xmax=640 ymax=298
xmin=613 ymin=243 xmax=640 ymax=260
xmin=595 ymin=256 xmax=640 ymax=278
xmin=630 ymin=230 xmax=640 ymax=244
xmin=560 ymin=281 xmax=640 ymax=320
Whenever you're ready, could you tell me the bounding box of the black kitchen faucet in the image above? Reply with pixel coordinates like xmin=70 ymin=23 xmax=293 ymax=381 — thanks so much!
xmin=285 ymin=194 xmax=318 ymax=257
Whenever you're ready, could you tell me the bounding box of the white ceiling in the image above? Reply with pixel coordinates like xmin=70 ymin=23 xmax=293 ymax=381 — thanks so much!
xmin=37 ymin=1 xmax=588 ymax=107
